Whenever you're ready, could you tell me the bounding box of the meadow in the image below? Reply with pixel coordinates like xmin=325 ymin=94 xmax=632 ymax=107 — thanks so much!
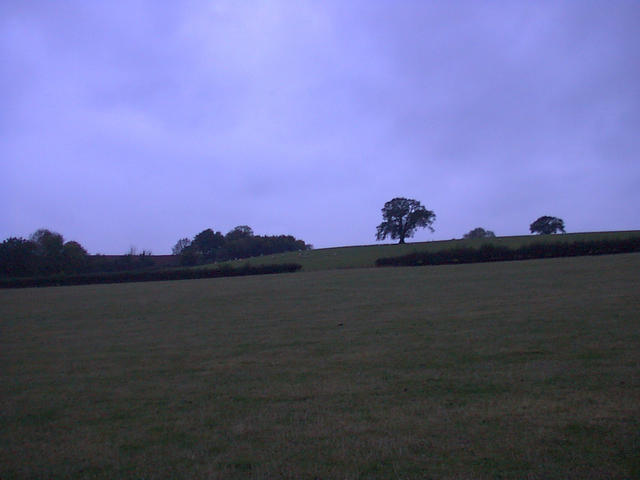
xmin=219 ymin=230 xmax=640 ymax=271
xmin=1 ymin=251 xmax=639 ymax=478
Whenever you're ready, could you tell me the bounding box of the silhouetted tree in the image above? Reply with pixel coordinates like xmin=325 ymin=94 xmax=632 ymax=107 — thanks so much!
xmin=191 ymin=229 xmax=226 ymax=261
xmin=172 ymin=238 xmax=192 ymax=256
xmin=376 ymin=197 xmax=436 ymax=244
xmin=175 ymin=226 xmax=310 ymax=265
xmin=30 ymin=229 xmax=65 ymax=274
xmin=30 ymin=229 xmax=63 ymax=255
xmin=0 ymin=237 xmax=36 ymax=277
xmin=61 ymin=241 xmax=89 ymax=273
xmin=1 ymin=230 xmax=91 ymax=276
xmin=225 ymin=225 xmax=254 ymax=242
xmin=530 ymin=216 xmax=566 ymax=235
xmin=464 ymin=227 xmax=496 ymax=239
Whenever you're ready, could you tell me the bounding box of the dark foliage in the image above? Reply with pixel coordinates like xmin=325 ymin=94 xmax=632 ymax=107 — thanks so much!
xmin=175 ymin=226 xmax=310 ymax=265
xmin=191 ymin=229 xmax=226 ymax=262
xmin=376 ymin=198 xmax=436 ymax=244
xmin=0 ymin=237 xmax=36 ymax=277
xmin=225 ymin=225 xmax=254 ymax=242
xmin=3 ymin=227 xmax=307 ymax=281
xmin=30 ymin=229 xmax=65 ymax=275
xmin=172 ymin=238 xmax=192 ymax=256
xmin=530 ymin=216 xmax=566 ymax=234
xmin=376 ymin=237 xmax=640 ymax=267
xmin=464 ymin=227 xmax=496 ymax=239
xmin=61 ymin=241 xmax=89 ymax=273
xmin=0 ymin=229 xmax=165 ymax=278
xmin=223 ymin=235 xmax=309 ymax=260
xmin=0 ymin=263 xmax=302 ymax=289
xmin=0 ymin=230 xmax=91 ymax=277
xmin=86 ymin=252 xmax=157 ymax=273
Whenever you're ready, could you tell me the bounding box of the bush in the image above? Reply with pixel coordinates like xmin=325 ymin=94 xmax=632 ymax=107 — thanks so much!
xmin=376 ymin=237 xmax=640 ymax=267
xmin=0 ymin=263 xmax=302 ymax=289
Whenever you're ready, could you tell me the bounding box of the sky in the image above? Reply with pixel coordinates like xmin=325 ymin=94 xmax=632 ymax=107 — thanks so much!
xmin=2 ymin=0 xmax=639 ymax=254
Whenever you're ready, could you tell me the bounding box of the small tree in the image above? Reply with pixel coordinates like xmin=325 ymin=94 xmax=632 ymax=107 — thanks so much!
xmin=530 ymin=216 xmax=565 ymax=235
xmin=376 ymin=197 xmax=436 ymax=244
xmin=464 ymin=227 xmax=496 ymax=239
xmin=172 ymin=238 xmax=192 ymax=256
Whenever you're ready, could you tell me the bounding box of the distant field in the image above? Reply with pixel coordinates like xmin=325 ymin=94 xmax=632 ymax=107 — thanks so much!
xmin=217 ymin=230 xmax=640 ymax=271
xmin=1 ymin=253 xmax=639 ymax=479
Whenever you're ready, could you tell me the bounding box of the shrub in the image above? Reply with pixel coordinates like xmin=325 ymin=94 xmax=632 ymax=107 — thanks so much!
xmin=376 ymin=237 xmax=640 ymax=267
xmin=0 ymin=263 xmax=302 ymax=289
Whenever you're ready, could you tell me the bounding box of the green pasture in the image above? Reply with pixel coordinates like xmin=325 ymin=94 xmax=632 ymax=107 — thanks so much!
xmin=218 ymin=230 xmax=640 ymax=271
xmin=1 ymin=253 xmax=639 ymax=478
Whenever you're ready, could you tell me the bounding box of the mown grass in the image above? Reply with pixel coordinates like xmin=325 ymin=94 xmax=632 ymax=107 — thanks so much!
xmin=1 ymin=253 xmax=639 ymax=479
xmin=217 ymin=230 xmax=640 ymax=271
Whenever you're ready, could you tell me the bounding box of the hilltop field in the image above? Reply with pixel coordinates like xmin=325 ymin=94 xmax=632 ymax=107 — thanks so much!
xmin=1 ymin=233 xmax=639 ymax=479
xmin=217 ymin=230 xmax=640 ymax=271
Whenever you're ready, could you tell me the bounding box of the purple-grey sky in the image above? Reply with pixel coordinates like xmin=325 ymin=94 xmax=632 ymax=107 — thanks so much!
xmin=2 ymin=1 xmax=639 ymax=254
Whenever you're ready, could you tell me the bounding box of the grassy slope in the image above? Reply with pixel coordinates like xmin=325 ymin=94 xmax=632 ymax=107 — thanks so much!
xmin=1 ymin=253 xmax=639 ymax=479
xmin=217 ymin=230 xmax=640 ymax=272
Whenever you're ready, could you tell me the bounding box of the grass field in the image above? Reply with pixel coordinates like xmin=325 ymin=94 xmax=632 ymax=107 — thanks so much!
xmin=218 ymin=230 xmax=640 ymax=272
xmin=1 ymin=253 xmax=639 ymax=478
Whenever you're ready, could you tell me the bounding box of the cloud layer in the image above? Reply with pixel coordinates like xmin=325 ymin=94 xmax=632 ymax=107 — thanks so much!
xmin=2 ymin=1 xmax=639 ymax=253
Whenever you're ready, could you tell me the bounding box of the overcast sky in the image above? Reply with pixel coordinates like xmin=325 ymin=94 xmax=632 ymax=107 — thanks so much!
xmin=2 ymin=1 xmax=639 ymax=254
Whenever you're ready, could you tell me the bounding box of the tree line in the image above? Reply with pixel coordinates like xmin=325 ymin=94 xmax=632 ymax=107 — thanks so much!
xmin=0 ymin=226 xmax=312 ymax=278
xmin=375 ymin=197 xmax=566 ymax=243
xmin=0 ymin=229 xmax=90 ymax=277
xmin=1 ymin=263 xmax=302 ymax=289
xmin=0 ymin=229 xmax=159 ymax=278
xmin=0 ymin=199 xmax=570 ymax=278
xmin=172 ymin=226 xmax=311 ymax=266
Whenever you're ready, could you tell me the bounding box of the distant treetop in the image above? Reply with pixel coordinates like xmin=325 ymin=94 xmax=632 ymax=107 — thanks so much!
xmin=1 ymin=228 xmax=89 ymax=277
xmin=530 ymin=216 xmax=566 ymax=235
xmin=173 ymin=226 xmax=310 ymax=265
xmin=464 ymin=227 xmax=496 ymax=239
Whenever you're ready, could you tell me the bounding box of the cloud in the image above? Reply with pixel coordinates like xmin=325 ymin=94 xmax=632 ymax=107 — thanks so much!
xmin=1 ymin=1 xmax=639 ymax=252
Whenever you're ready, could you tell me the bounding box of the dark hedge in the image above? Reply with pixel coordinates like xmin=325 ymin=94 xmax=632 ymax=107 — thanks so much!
xmin=0 ymin=263 xmax=302 ymax=289
xmin=375 ymin=237 xmax=640 ymax=267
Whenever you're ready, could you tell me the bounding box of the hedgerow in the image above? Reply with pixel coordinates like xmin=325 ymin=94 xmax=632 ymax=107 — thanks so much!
xmin=0 ymin=263 xmax=302 ymax=289
xmin=375 ymin=237 xmax=640 ymax=267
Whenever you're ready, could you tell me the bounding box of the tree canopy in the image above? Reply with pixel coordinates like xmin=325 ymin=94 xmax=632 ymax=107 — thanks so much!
xmin=225 ymin=225 xmax=254 ymax=242
xmin=1 ymin=229 xmax=90 ymax=277
xmin=464 ymin=227 xmax=496 ymax=239
xmin=376 ymin=197 xmax=436 ymax=244
xmin=192 ymin=229 xmax=226 ymax=261
xmin=174 ymin=226 xmax=310 ymax=265
xmin=171 ymin=238 xmax=192 ymax=256
xmin=0 ymin=237 xmax=36 ymax=277
xmin=530 ymin=216 xmax=566 ymax=234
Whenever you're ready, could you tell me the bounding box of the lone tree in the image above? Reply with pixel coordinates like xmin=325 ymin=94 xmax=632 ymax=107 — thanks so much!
xmin=376 ymin=197 xmax=436 ymax=244
xmin=464 ymin=227 xmax=496 ymax=239
xmin=530 ymin=216 xmax=566 ymax=234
